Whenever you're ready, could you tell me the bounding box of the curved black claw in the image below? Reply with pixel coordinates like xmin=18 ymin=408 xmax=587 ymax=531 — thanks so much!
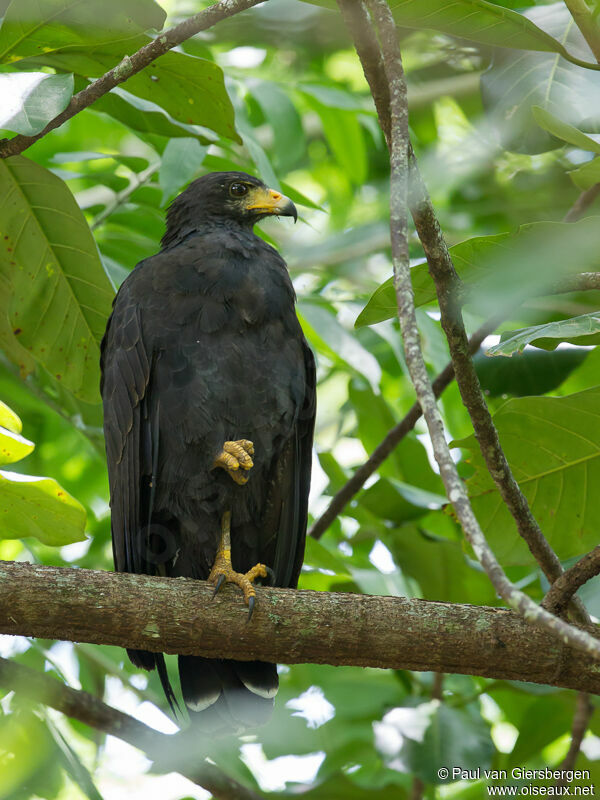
xmin=212 ymin=574 xmax=226 ymax=597
xmin=247 ymin=594 xmax=256 ymax=622
xmin=263 ymin=566 xmax=276 ymax=586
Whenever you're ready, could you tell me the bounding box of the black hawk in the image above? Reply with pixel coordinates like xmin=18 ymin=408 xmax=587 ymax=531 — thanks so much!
xmin=100 ymin=171 xmax=316 ymax=732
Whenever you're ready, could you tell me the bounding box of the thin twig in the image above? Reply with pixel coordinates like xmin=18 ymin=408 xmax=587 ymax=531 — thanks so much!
xmin=553 ymin=271 xmax=600 ymax=293
xmin=563 ymin=184 xmax=600 ymax=223
xmin=555 ymin=692 xmax=594 ymax=787
xmin=345 ymin=0 xmax=590 ymax=628
xmin=91 ymin=162 xmax=160 ymax=230
xmin=367 ymin=0 xmax=600 ymax=658
xmin=0 ymin=0 xmax=266 ymax=158
xmin=0 ymin=656 xmax=264 ymax=800
xmin=543 ymin=547 xmax=600 ymax=615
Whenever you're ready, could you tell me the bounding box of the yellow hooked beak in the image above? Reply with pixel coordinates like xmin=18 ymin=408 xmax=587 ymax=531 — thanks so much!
xmin=245 ymin=187 xmax=298 ymax=221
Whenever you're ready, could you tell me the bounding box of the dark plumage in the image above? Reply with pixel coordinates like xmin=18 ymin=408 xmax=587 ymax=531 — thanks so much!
xmin=100 ymin=171 xmax=316 ymax=733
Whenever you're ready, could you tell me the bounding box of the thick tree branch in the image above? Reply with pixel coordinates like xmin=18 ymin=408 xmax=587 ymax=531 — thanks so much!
xmin=1 ymin=560 xmax=600 ymax=693
xmin=0 ymin=0 xmax=266 ymax=159
xmin=365 ymin=0 xmax=599 ymax=656
xmin=0 ymin=656 xmax=264 ymax=800
xmin=543 ymin=546 xmax=600 ymax=616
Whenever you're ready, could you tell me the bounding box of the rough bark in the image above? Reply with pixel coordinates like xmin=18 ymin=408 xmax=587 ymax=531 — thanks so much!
xmin=1 ymin=560 xmax=599 ymax=695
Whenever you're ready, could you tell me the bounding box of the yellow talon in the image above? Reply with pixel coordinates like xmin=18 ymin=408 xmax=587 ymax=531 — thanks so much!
xmin=208 ymin=511 xmax=268 ymax=617
xmin=213 ymin=440 xmax=254 ymax=484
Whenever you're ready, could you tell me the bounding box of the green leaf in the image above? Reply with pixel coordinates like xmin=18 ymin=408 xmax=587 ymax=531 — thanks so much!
xmin=33 ymin=46 xmax=240 ymax=143
xmin=390 ymin=527 xmax=498 ymax=605
xmin=304 ymin=536 xmax=351 ymax=576
xmin=0 ymin=156 xmax=115 ymax=403
xmin=507 ymin=695 xmax=574 ymax=768
xmin=0 ymin=423 xmax=34 ymax=465
xmin=569 ymin=156 xmax=600 ymax=190
xmin=80 ymin=84 xmax=217 ymax=145
xmin=356 ymin=218 xmax=600 ymax=327
xmin=304 ymin=94 xmax=367 ymax=185
xmin=299 ymin=303 xmax=381 ymax=389
xmin=280 ymin=181 xmax=323 ymax=211
xmin=299 ymin=83 xmax=368 ymax=111
xmin=0 ymin=399 xmax=22 ymax=433
xmin=532 ymin=106 xmax=600 ymax=154
xmin=394 ymin=703 xmax=494 ymax=784
xmin=248 ymin=79 xmax=305 ymax=171
xmin=481 ymin=6 xmax=600 ymax=154
xmin=474 ymin=348 xmax=588 ymax=397
xmin=0 ymin=0 xmax=165 ymax=64
xmin=487 ymin=312 xmax=600 ymax=355
xmin=361 ymin=478 xmax=446 ymax=524
xmin=453 ymin=386 xmax=600 ymax=564
xmin=158 ymin=138 xmax=207 ymax=205
xmin=0 ymin=72 xmax=73 ymax=135
xmin=299 ymin=0 xmax=600 ymax=68
xmin=0 ymin=469 xmax=86 ymax=545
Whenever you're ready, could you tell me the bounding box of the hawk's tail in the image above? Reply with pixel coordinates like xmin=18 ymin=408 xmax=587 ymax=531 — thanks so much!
xmin=178 ymin=655 xmax=278 ymax=733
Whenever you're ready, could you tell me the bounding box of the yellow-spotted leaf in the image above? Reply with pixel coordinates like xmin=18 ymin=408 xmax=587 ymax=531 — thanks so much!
xmin=0 ymin=426 xmax=34 ymax=465
xmin=0 ymin=470 xmax=86 ymax=546
xmin=0 ymin=155 xmax=115 ymax=403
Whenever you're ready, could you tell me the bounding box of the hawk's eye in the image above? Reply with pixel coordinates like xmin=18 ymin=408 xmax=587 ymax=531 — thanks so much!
xmin=229 ymin=182 xmax=248 ymax=197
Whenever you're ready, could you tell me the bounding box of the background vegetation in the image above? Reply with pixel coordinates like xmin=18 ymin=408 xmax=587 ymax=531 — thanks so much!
xmin=1 ymin=0 xmax=600 ymax=797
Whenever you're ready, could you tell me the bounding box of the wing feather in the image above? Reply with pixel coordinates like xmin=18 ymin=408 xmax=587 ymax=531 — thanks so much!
xmin=272 ymin=340 xmax=316 ymax=588
xmin=101 ymin=288 xmax=155 ymax=576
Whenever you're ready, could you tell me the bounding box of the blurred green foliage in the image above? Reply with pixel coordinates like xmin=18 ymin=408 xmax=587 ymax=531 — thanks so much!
xmin=1 ymin=0 xmax=600 ymax=797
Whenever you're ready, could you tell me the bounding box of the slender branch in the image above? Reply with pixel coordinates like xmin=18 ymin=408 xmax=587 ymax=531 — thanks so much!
xmin=563 ymin=0 xmax=600 ymax=63
xmin=365 ymin=0 xmax=599 ymax=657
xmin=2 ymin=560 xmax=600 ymax=693
xmin=0 ymin=0 xmax=266 ymax=159
xmin=91 ymin=162 xmax=160 ymax=230
xmin=563 ymin=184 xmax=600 ymax=223
xmin=553 ymin=271 xmax=600 ymax=293
xmin=0 ymin=656 xmax=264 ymax=800
xmin=555 ymin=693 xmax=594 ymax=787
xmin=338 ymin=0 xmax=391 ymax=149
xmin=345 ymin=0 xmax=590 ymax=628
xmin=543 ymin=546 xmax=600 ymax=615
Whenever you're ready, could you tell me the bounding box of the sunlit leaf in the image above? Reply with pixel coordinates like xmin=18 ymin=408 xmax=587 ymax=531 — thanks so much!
xmin=0 ymin=0 xmax=165 ymax=63
xmin=0 ymin=422 xmax=34 ymax=465
xmin=487 ymin=312 xmax=600 ymax=355
xmin=0 ymin=469 xmax=86 ymax=544
xmin=30 ymin=46 xmax=240 ymax=143
xmin=0 ymin=72 xmax=73 ymax=135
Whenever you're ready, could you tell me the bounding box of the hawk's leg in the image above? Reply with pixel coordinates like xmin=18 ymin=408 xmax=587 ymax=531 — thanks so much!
xmin=212 ymin=439 xmax=254 ymax=485
xmin=208 ymin=510 xmax=268 ymax=620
